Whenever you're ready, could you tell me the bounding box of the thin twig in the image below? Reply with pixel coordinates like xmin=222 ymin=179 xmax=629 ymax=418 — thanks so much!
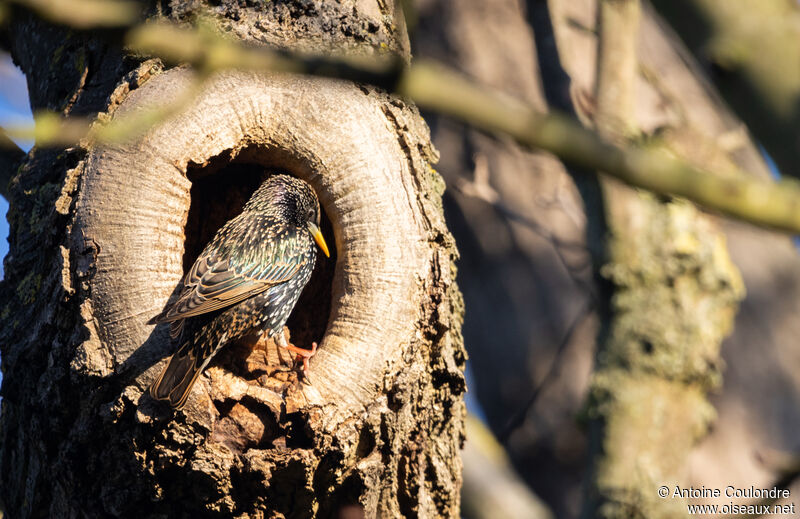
xmin=651 ymin=0 xmax=800 ymax=180
xmin=4 ymin=75 xmax=205 ymax=147
xmin=2 ymin=18 xmax=800 ymax=234
xmin=400 ymin=61 xmax=800 ymax=234
xmin=6 ymin=0 xmax=142 ymax=29
xmin=745 ymin=449 xmax=800 ymax=518
xmin=498 ymin=298 xmax=594 ymax=442
xmin=455 ymin=153 xmax=593 ymax=294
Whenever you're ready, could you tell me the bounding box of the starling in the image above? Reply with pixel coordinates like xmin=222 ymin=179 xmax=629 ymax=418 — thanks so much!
xmin=149 ymin=174 xmax=330 ymax=409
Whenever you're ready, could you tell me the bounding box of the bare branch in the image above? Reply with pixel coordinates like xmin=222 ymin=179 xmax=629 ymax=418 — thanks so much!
xmin=498 ymin=298 xmax=594 ymax=443
xmin=594 ymin=0 xmax=639 ymax=140
xmin=4 ymin=19 xmax=800 ymax=234
xmin=463 ymin=415 xmax=554 ymax=519
xmin=3 ymin=76 xmax=204 ymax=147
xmin=6 ymin=0 xmax=141 ymax=29
xmin=401 ymin=61 xmax=800 ymax=234
xmin=125 ymin=22 xmax=403 ymax=87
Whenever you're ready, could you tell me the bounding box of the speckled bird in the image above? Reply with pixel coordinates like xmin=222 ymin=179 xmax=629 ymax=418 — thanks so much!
xmin=149 ymin=174 xmax=330 ymax=409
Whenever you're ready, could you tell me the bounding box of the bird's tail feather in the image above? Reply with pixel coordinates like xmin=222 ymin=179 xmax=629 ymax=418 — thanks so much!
xmin=149 ymin=342 xmax=204 ymax=409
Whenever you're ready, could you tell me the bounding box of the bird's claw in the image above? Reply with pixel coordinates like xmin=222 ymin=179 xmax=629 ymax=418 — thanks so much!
xmin=283 ymin=341 xmax=318 ymax=382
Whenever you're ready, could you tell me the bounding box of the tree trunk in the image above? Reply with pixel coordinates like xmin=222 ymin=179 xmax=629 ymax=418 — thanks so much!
xmin=416 ymin=0 xmax=800 ymax=517
xmin=0 ymin=2 xmax=465 ymax=517
xmin=583 ymin=2 xmax=743 ymax=517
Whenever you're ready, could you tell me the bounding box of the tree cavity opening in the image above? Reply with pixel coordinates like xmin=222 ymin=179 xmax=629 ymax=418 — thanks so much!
xmin=183 ymin=145 xmax=336 ymax=357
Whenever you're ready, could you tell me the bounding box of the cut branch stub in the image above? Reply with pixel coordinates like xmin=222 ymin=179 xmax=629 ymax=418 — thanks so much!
xmin=74 ymin=69 xmax=431 ymax=423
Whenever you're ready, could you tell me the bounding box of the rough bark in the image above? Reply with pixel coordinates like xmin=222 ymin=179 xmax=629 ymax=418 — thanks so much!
xmin=0 ymin=130 xmax=24 ymax=199
xmin=0 ymin=2 xmax=465 ymax=517
xmin=584 ymin=1 xmax=742 ymax=518
xmin=545 ymin=2 xmax=800 ymax=514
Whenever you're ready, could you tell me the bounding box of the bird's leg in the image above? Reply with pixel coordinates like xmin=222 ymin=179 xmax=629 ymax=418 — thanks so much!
xmin=257 ymin=330 xmax=271 ymax=365
xmin=287 ymin=342 xmax=318 ymax=375
xmin=276 ymin=330 xmax=318 ymax=377
xmin=272 ymin=329 xmax=292 ymax=367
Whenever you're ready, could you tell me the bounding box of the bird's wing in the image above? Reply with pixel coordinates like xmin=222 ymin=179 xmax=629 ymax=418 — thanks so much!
xmin=153 ymin=225 xmax=307 ymax=323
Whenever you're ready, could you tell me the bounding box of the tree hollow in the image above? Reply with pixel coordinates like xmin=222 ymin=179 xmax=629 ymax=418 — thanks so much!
xmin=74 ymin=69 xmax=430 ymax=421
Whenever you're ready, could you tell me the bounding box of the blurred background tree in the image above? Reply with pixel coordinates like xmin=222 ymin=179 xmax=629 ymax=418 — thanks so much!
xmin=2 ymin=0 xmax=800 ymax=518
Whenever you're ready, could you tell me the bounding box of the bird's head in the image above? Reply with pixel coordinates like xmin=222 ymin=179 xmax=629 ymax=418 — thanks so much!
xmin=246 ymin=173 xmax=330 ymax=257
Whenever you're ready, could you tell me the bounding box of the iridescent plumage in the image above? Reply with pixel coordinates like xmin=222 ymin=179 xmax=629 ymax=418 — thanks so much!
xmin=149 ymin=174 xmax=329 ymax=408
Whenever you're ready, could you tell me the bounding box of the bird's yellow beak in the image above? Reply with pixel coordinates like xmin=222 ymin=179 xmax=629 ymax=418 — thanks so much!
xmin=308 ymin=222 xmax=330 ymax=258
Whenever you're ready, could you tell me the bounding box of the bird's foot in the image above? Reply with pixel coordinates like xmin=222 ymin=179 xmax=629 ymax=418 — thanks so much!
xmin=283 ymin=342 xmax=318 ymax=383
